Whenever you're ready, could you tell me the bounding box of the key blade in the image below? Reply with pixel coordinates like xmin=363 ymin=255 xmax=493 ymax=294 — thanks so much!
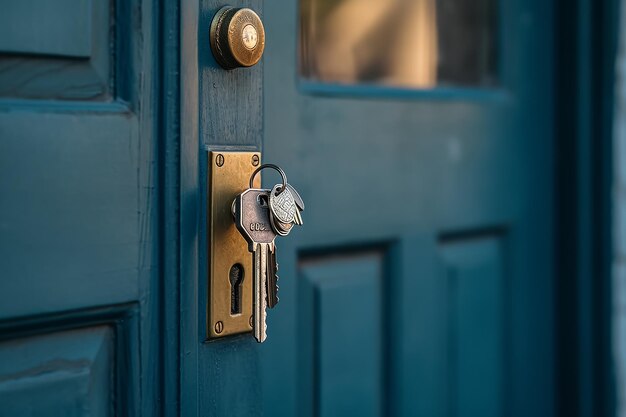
xmin=294 ymin=209 xmax=303 ymax=226
xmin=253 ymin=243 xmax=268 ymax=343
xmin=267 ymin=245 xmax=279 ymax=308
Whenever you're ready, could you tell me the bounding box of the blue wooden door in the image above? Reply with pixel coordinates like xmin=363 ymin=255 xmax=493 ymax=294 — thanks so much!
xmin=0 ymin=0 xmax=557 ymax=416
xmin=0 ymin=0 xmax=162 ymax=415
xmin=261 ymin=1 xmax=555 ymax=417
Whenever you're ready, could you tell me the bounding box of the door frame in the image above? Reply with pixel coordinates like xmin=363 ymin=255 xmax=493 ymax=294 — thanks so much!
xmin=555 ymin=0 xmax=619 ymax=415
xmin=159 ymin=0 xmax=181 ymax=414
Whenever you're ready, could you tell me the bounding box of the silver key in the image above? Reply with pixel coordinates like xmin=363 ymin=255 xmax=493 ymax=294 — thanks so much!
xmin=268 ymin=182 xmax=306 ymax=234
xmin=233 ymin=188 xmax=277 ymax=343
xmin=269 ymin=184 xmax=296 ymax=236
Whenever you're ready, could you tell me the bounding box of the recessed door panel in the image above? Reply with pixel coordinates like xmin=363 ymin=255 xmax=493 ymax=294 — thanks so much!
xmin=0 ymin=0 xmax=140 ymax=101
xmin=441 ymin=234 xmax=505 ymax=417
xmin=300 ymin=252 xmax=384 ymax=417
xmin=0 ymin=326 xmax=113 ymax=416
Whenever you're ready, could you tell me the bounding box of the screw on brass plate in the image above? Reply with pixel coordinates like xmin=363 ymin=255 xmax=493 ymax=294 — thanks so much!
xmin=252 ymin=154 xmax=260 ymax=166
xmin=215 ymin=321 xmax=224 ymax=334
xmin=216 ymin=154 xmax=225 ymax=167
xmin=249 ymin=316 xmax=253 ymax=327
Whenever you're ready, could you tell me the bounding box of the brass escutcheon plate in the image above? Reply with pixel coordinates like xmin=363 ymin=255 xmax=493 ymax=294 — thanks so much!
xmin=207 ymin=151 xmax=261 ymax=340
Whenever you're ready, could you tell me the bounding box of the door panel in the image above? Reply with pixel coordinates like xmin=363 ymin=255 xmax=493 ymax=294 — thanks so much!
xmin=263 ymin=0 xmax=554 ymax=416
xmin=0 ymin=112 xmax=140 ymax=318
xmin=299 ymin=252 xmax=385 ymax=417
xmin=0 ymin=0 xmax=121 ymax=100
xmin=440 ymin=235 xmax=505 ymax=417
xmin=0 ymin=326 xmax=113 ymax=416
xmin=0 ymin=0 xmax=558 ymax=415
xmin=0 ymin=0 xmax=157 ymax=416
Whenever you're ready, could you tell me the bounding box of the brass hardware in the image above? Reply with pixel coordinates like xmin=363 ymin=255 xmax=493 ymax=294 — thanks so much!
xmin=215 ymin=321 xmax=224 ymax=334
xmin=207 ymin=151 xmax=261 ymax=340
xmin=210 ymin=6 xmax=266 ymax=70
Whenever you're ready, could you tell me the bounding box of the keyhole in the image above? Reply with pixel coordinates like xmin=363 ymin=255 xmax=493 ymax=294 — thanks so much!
xmin=229 ymin=264 xmax=244 ymax=315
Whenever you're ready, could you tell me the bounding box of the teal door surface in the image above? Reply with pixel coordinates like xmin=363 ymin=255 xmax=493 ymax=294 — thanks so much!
xmin=1 ymin=0 xmax=562 ymax=416
xmin=261 ymin=1 xmax=555 ymax=417
xmin=0 ymin=0 xmax=163 ymax=415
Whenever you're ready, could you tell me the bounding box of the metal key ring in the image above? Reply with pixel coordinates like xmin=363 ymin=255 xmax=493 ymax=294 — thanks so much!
xmin=249 ymin=163 xmax=288 ymax=191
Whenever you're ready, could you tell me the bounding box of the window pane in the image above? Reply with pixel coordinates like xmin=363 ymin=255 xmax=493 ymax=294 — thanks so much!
xmin=299 ymin=0 xmax=498 ymax=89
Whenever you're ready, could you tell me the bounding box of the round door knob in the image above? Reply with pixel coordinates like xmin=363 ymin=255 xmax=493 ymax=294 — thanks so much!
xmin=210 ymin=6 xmax=265 ymax=70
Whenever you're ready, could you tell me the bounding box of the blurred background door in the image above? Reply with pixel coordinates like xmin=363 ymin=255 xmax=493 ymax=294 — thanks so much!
xmin=261 ymin=1 xmax=556 ymax=417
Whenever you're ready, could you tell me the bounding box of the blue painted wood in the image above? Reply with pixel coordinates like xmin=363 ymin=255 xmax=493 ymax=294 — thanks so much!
xmin=0 ymin=0 xmax=112 ymax=100
xmin=180 ymin=0 xmax=265 ymax=416
xmin=298 ymin=80 xmax=512 ymax=102
xmin=261 ymin=0 xmax=556 ymax=416
xmin=2 ymin=0 xmax=613 ymax=415
xmin=161 ymin=0 xmax=182 ymax=415
xmin=0 ymin=326 xmax=113 ymax=416
xmin=441 ymin=236 xmax=504 ymax=417
xmin=0 ymin=0 xmax=159 ymax=416
xmin=0 ymin=111 xmax=140 ymax=318
xmin=0 ymin=0 xmax=92 ymax=57
xmin=300 ymin=253 xmax=384 ymax=417
xmin=554 ymin=0 xmax=620 ymax=415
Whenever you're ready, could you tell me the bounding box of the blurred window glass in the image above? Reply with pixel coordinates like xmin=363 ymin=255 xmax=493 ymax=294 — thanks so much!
xmin=299 ymin=0 xmax=498 ymax=88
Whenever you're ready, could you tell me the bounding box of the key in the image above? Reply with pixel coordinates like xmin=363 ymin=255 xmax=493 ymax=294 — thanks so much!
xmin=270 ymin=214 xmax=293 ymax=237
xmin=267 ymin=245 xmax=279 ymax=308
xmin=286 ymin=183 xmax=304 ymax=226
xmin=269 ymin=184 xmax=296 ymax=236
xmin=233 ymin=188 xmax=277 ymax=343
xmin=293 ymin=208 xmax=303 ymax=227
xmin=286 ymin=183 xmax=305 ymax=211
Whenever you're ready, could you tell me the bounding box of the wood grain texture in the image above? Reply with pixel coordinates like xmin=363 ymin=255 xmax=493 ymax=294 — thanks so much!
xmin=199 ymin=0 xmax=263 ymax=148
xmin=0 ymin=0 xmax=158 ymax=416
xmin=161 ymin=0 xmax=182 ymax=415
xmin=0 ymin=326 xmax=113 ymax=417
xmin=0 ymin=0 xmax=92 ymax=58
xmin=0 ymin=57 xmax=108 ymax=100
xmin=180 ymin=0 xmax=264 ymax=415
xmin=0 ymin=0 xmax=111 ymax=101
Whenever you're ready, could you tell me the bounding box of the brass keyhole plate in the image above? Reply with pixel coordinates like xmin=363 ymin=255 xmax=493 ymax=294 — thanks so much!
xmin=207 ymin=151 xmax=261 ymax=340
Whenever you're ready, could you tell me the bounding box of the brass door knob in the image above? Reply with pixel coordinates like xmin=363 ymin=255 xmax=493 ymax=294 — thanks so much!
xmin=210 ymin=6 xmax=265 ymax=70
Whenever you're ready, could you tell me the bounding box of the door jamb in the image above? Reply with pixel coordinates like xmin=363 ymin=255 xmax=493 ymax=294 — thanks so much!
xmin=555 ymin=0 xmax=619 ymax=415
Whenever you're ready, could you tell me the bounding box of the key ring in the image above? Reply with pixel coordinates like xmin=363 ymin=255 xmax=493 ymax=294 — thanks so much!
xmin=249 ymin=163 xmax=288 ymax=191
